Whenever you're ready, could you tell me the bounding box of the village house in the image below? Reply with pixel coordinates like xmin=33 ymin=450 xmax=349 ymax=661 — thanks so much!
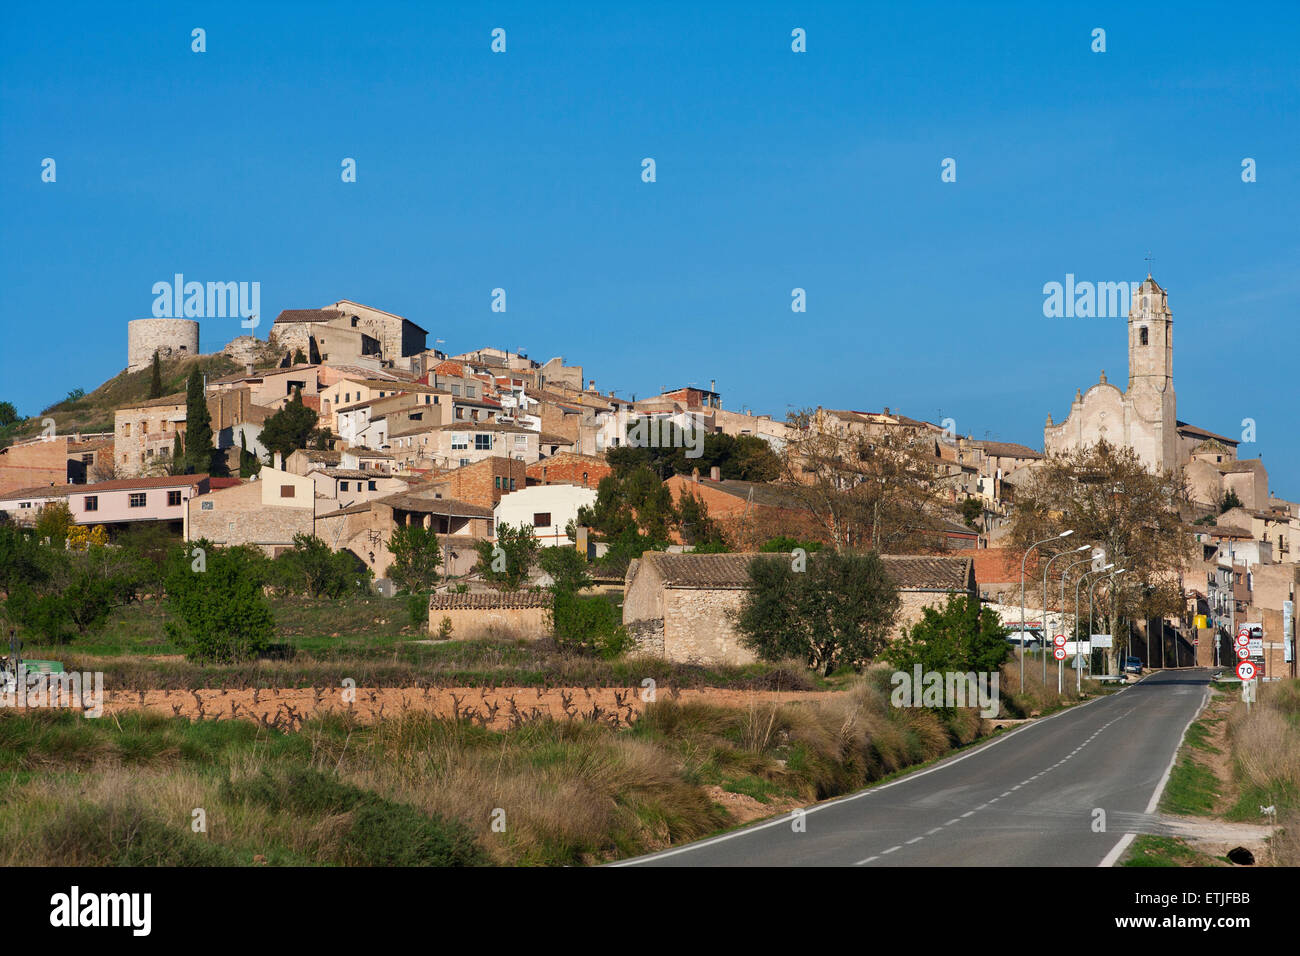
xmin=419 ymin=457 xmax=528 ymax=510
xmin=0 ymin=432 xmax=115 ymax=494
xmin=621 ymin=551 xmax=978 ymax=666
xmin=315 ymin=489 xmax=494 ymax=580
xmin=494 ymin=484 xmax=597 ymax=545
xmin=186 ymin=462 xmax=314 ymax=554
xmin=2 ymin=474 xmax=211 ymax=536
xmin=526 ymin=451 xmax=611 ymax=488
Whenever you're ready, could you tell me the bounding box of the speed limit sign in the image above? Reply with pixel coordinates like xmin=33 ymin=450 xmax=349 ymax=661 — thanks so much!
xmin=1235 ymin=633 xmax=1250 ymax=647
xmin=1053 ymin=647 xmax=1067 ymax=661
xmin=1237 ymin=660 xmax=1257 ymax=681
xmin=1236 ymin=645 xmax=1250 ymax=660
xmin=1053 ymin=634 xmax=1067 ymax=648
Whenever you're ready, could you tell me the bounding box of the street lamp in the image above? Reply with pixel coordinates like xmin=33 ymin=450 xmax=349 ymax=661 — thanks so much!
xmin=1021 ymin=530 xmax=1074 ymax=687
xmin=1076 ymin=564 xmax=1114 ymax=691
xmin=1043 ymin=544 xmax=1091 ymax=683
xmin=1059 ymin=555 xmax=1095 ymax=693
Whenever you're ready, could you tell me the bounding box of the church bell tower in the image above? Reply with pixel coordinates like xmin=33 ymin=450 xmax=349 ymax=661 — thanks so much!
xmin=1127 ymin=274 xmax=1178 ymax=470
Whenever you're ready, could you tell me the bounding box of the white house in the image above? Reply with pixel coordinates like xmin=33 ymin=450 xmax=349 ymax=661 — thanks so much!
xmin=494 ymin=484 xmax=597 ymax=545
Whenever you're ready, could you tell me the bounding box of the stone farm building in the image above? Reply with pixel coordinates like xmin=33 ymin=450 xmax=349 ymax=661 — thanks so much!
xmin=427 ymin=591 xmax=551 ymax=640
xmin=622 ymin=552 xmax=978 ymax=666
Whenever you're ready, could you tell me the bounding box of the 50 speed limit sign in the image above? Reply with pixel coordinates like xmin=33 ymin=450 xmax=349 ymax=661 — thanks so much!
xmin=1237 ymin=660 xmax=1257 ymax=682
xmin=1053 ymin=647 xmax=1067 ymax=661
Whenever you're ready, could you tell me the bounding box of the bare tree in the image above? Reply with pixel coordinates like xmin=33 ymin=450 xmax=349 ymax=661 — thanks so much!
xmin=778 ymin=409 xmax=961 ymax=553
xmin=1009 ymin=440 xmax=1194 ymax=668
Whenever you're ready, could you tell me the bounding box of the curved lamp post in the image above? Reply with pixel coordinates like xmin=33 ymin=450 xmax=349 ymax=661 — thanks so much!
xmin=1044 ymin=544 xmax=1091 ymax=683
xmin=1021 ymin=530 xmax=1074 ymax=687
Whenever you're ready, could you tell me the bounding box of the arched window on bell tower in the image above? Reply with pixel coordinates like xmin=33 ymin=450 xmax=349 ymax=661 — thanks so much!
xmin=1140 ymin=326 xmax=1149 ymax=346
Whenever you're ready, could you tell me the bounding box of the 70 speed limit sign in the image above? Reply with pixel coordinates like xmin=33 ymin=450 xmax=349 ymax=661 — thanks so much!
xmin=1237 ymin=660 xmax=1257 ymax=681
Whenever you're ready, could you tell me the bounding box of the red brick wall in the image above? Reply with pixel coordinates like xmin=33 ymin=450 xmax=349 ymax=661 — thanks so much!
xmin=435 ymin=457 xmax=527 ymax=509
xmin=0 ymin=441 xmax=73 ymax=495
xmin=527 ymin=453 xmax=610 ymax=489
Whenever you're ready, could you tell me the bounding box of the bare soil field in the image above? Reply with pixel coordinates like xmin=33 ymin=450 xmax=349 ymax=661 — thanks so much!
xmin=99 ymin=685 xmax=839 ymax=731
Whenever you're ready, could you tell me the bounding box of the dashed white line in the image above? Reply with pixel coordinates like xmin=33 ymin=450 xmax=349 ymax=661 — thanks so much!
xmin=881 ymin=845 xmax=901 ymax=855
xmin=905 ymin=837 xmax=924 ymax=845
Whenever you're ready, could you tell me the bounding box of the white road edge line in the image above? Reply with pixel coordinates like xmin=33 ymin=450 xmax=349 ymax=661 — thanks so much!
xmin=1099 ymin=681 xmax=1213 ymax=868
xmin=611 ymin=677 xmax=1140 ymax=866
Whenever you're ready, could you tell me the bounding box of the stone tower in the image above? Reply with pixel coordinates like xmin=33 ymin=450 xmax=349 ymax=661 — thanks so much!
xmin=1126 ymin=275 xmax=1177 ymax=471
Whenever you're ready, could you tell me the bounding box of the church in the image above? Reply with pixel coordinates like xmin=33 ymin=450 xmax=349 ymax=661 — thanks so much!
xmin=1042 ymin=274 xmax=1268 ymax=508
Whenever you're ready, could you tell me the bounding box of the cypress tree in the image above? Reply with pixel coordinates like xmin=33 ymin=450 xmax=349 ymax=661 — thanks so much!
xmin=184 ymin=367 xmax=214 ymax=474
xmin=148 ymin=351 xmax=163 ymax=398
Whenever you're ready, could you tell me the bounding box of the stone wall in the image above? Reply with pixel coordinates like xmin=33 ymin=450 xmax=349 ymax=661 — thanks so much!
xmin=663 ymin=588 xmax=754 ymax=666
xmin=0 ymin=440 xmax=72 ymax=495
xmin=187 ymin=481 xmax=313 ymax=554
xmin=127 ymin=319 xmax=200 ymax=372
xmin=428 ymin=604 xmax=549 ymax=640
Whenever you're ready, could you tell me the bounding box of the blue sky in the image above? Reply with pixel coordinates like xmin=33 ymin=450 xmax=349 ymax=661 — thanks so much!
xmin=3 ymin=1 xmax=1297 ymax=496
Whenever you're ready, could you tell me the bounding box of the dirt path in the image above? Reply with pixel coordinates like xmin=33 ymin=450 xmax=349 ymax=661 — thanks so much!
xmin=101 ymin=686 xmax=838 ymax=730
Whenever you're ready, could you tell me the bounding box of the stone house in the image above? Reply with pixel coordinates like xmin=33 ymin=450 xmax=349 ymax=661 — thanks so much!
xmin=114 ymin=393 xmax=187 ymax=476
xmin=315 ymin=489 xmax=494 ymax=580
xmin=308 ymin=469 xmax=408 ymax=509
xmin=420 ymin=456 xmax=528 ymax=510
xmin=186 ymin=463 xmax=314 ymax=554
xmin=427 ymin=591 xmax=551 ymax=640
xmin=526 ymin=452 xmax=611 ymax=489
xmin=622 ymin=551 xmax=979 ymax=666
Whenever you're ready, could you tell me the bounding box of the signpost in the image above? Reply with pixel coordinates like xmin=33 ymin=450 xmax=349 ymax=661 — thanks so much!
xmin=1238 ymin=660 xmax=1258 ymax=712
xmin=1237 ymin=660 xmax=1256 ymax=681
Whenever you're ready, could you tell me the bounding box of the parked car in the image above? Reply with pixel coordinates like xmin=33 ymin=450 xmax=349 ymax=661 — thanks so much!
xmin=1123 ymin=656 xmax=1143 ymax=674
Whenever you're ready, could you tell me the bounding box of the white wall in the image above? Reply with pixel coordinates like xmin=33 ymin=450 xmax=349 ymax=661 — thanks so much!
xmin=494 ymin=484 xmax=597 ymax=544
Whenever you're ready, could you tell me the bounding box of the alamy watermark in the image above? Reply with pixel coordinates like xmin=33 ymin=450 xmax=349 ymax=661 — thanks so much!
xmin=1042 ymin=276 xmax=1142 ymax=318
xmin=1 ymin=665 xmax=104 ymax=717
xmin=890 ymin=666 xmax=1000 ymax=718
xmin=597 ymin=409 xmax=706 ymax=459
xmin=152 ymin=274 xmax=260 ymax=328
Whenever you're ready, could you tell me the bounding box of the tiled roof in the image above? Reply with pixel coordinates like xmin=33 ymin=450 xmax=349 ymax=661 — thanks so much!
xmin=637 ymin=552 xmax=765 ymax=589
xmin=1177 ymin=421 xmax=1238 ymax=446
xmin=273 ymin=308 xmax=343 ymax=324
xmin=0 ymin=473 xmax=209 ymax=501
xmin=373 ymin=492 xmax=493 ymax=517
xmin=117 ymin=392 xmax=187 ymax=410
xmin=879 ymin=555 xmax=974 ymax=591
xmin=971 ymin=440 xmax=1042 ymax=459
xmin=430 ymin=591 xmax=550 ymax=610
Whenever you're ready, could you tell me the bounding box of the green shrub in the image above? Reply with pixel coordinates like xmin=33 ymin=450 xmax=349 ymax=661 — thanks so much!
xmin=224 ymin=767 xmax=484 ymax=866
xmin=407 ymin=592 xmax=429 ymax=628
xmin=40 ymin=803 xmax=241 ymax=866
xmin=164 ymin=540 xmax=275 ymax=662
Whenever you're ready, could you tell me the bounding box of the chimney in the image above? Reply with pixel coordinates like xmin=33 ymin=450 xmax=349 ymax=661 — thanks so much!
xmin=710 ymin=379 xmax=716 ymax=392
xmin=709 ymin=466 xmax=720 ymax=482
xmin=691 ymin=467 xmax=700 ymax=483
xmin=273 ymin=451 xmax=282 ymax=471
xmin=246 ymin=363 xmax=254 ymax=376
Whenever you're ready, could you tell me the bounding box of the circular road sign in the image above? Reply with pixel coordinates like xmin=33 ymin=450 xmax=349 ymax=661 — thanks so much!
xmin=1237 ymin=661 xmax=1257 ymax=681
xmin=1053 ymin=647 xmax=1067 ymax=661
xmin=1054 ymin=634 xmax=1067 ymax=648
xmin=1236 ymin=633 xmax=1250 ymax=647
xmin=1236 ymin=645 xmax=1251 ymax=660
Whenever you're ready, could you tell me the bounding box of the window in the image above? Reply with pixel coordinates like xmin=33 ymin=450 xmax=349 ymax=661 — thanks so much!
xmin=514 ymin=434 xmax=528 ymax=447
xmin=84 ymin=496 xmax=98 ymax=512
xmin=129 ymin=493 xmax=147 ymax=508
xmin=280 ymin=485 xmax=295 ymax=498
xmin=459 ymin=458 xmax=470 ymax=468
xmin=466 ymin=385 xmax=477 ymax=398
xmin=367 ymin=481 xmax=376 ymax=491
xmin=146 ymin=448 xmax=154 ymax=457
xmin=451 ymin=433 xmax=468 ymax=450
xmin=450 ymin=385 xmax=461 ymax=396
xmin=81 ymin=453 xmax=93 ymax=465
xmin=509 ymin=478 xmax=516 ymax=491
xmin=1139 ymin=326 xmax=1149 ymax=346
xmin=340 ymin=481 xmax=350 ymax=491
xmin=201 ymin=500 xmax=214 ymax=511
xmin=475 ymin=434 xmax=492 ymax=450
xmin=494 ymin=476 xmax=502 ymax=490
xmin=123 ymin=422 xmax=131 ymax=436
xmin=533 ymin=512 xmax=551 ymax=527
xmin=167 ymin=490 xmax=182 ymax=506
xmin=424 ymin=395 xmax=431 ymax=404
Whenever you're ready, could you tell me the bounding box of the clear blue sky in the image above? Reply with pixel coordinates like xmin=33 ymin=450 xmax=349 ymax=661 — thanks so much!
xmin=3 ymin=1 xmax=1297 ymax=497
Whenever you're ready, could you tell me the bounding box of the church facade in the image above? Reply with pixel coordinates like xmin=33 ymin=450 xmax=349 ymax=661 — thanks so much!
xmin=1044 ymin=275 xmax=1182 ymax=472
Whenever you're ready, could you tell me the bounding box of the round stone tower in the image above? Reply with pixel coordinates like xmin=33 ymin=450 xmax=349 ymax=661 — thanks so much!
xmin=127 ymin=318 xmax=200 ymax=372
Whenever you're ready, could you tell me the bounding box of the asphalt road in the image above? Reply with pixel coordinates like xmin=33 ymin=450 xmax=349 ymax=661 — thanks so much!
xmin=618 ymin=668 xmax=1213 ymax=866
